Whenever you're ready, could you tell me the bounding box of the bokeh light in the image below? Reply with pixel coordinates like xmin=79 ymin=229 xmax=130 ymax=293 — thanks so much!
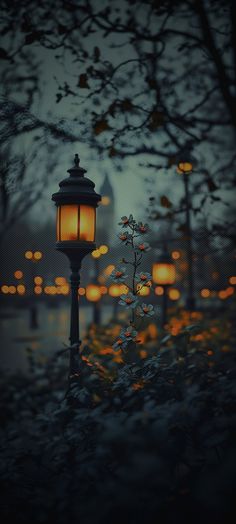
xmin=14 ymin=270 xmax=23 ymax=279
xmin=25 ymin=250 xmax=33 ymax=260
xmin=99 ymin=245 xmax=109 ymax=255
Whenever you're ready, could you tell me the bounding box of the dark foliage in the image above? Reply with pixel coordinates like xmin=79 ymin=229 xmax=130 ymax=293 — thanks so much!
xmin=0 ymin=321 xmax=236 ymax=524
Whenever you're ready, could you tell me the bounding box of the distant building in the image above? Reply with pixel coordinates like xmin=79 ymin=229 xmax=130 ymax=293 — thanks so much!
xmin=97 ymin=173 xmax=115 ymax=245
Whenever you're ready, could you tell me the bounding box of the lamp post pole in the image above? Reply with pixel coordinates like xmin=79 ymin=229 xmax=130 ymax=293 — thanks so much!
xmin=162 ymin=285 xmax=168 ymax=329
xmin=69 ymin=262 xmax=81 ymax=374
xmin=52 ymin=154 xmax=101 ymax=378
xmin=183 ymin=172 xmax=195 ymax=311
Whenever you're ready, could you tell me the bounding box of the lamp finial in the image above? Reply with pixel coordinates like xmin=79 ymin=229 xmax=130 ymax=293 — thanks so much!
xmin=74 ymin=154 xmax=80 ymax=167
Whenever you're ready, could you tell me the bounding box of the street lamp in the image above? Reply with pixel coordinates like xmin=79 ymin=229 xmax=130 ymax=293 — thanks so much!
xmin=177 ymin=150 xmax=196 ymax=310
xmin=52 ymin=154 xmax=101 ymax=376
xmin=24 ymin=249 xmax=43 ymax=329
xmin=152 ymin=252 xmax=176 ymax=328
xmin=86 ymin=284 xmax=102 ymax=324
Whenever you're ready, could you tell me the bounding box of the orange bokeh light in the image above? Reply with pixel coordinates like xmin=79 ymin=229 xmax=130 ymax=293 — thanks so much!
xmin=155 ymin=286 xmax=164 ymax=296
xmin=14 ymin=270 xmax=23 ymax=280
xmin=137 ymin=283 xmax=150 ymax=296
xmin=200 ymin=288 xmax=210 ymax=298
xmin=34 ymin=286 xmax=42 ymax=295
xmin=86 ymin=284 xmax=102 ymax=302
xmin=34 ymin=276 xmax=43 ymax=285
xmin=91 ymin=249 xmax=101 ymax=258
xmin=17 ymin=284 xmax=26 ymax=295
xmin=34 ymin=251 xmax=42 ymax=261
xmin=99 ymin=245 xmax=109 ymax=255
xmin=25 ymin=250 xmax=33 ymax=260
xmin=171 ymin=251 xmax=181 ymax=260
xmin=152 ymin=262 xmax=176 ymax=285
xmin=168 ymin=288 xmax=180 ymax=300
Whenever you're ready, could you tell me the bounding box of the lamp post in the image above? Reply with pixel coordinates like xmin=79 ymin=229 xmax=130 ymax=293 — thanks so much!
xmin=52 ymin=154 xmax=101 ymax=377
xmin=152 ymin=252 xmax=176 ymax=328
xmin=86 ymin=284 xmax=102 ymax=324
xmin=177 ymin=153 xmax=195 ymax=310
xmin=90 ymin=245 xmax=108 ymax=324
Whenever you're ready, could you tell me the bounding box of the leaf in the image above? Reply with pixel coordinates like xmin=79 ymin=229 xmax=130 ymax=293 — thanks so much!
xmin=56 ymin=93 xmax=63 ymax=103
xmin=93 ymin=46 xmax=100 ymax=62
xmin=0 ymin=47 xmax=11 ymax=60
xmin=78 ymin=73 xmax=90 ymax=89
xmin=176 ymin=224 xmax=188 ymax=233
xmin=121 ymin=99 xmax=133 ymax=111
xmin=109 ymin=146 xmax=117 ymax=157
xmin=58 ymin=24 xmax=67 ymax=35
xmin=25 ymin=31 xmax=43 ymax=44
xmin=94 ymin=119 xmax=110 ymax=135
xmin=160 ymin=195 xmax=172 ymax=208
xmin=148 ymin=111 xmax=165 ymax=130
xmin=207 ymin=177 xmax=218 ymax=192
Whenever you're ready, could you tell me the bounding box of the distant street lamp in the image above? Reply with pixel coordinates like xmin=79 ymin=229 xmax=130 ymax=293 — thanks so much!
xmin=52 ymin=154 xmax=101 ymax=377
xmin=86 ymin=284 xmax=102 ymax=324
xmin=152 ymin=252 xmax=176 ymax=328
xmin=24 ymin=249 xmax=43 ymax=329
xmin=177 ymin=151 xmax=196 ymax=310
xmin=90 ymin=244 xmax=109 ymax=324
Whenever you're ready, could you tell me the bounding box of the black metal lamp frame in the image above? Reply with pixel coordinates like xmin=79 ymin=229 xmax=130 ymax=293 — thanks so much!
xmin=52 ymin=154 xmax=101 ymax=377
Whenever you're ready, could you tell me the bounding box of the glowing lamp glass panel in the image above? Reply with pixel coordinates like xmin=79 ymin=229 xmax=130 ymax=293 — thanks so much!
xmin=57 ymin=205 xmax=95 ymax=242
xmin=152 ymin=263 xmax=176 ymax=285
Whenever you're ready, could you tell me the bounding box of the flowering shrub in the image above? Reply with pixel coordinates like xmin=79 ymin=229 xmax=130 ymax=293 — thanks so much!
xmin=110 ymin=215 xmax=155 ymax=352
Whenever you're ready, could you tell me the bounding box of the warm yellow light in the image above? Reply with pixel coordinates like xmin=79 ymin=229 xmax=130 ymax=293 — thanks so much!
xmin=100 ymin=286 xmax=108 ymax=295
xmin=101 ymin=196 xmax=110 ymax=206
xmin=152 ymin=263 xmax=176 ymax=285
xmin=80 ymin=205 xmax=95 ymax=241
xmin=61 ymin=285 xmax=69 ymax=295
xmin=177 ymin=162 xmax=193 ymax=174
xmin=137 ymin=283 xmax=150 ymax=296
xmin=147 ymin=323 xmax=158 ymax=340
xmin=86 ymin=284 xmax=102 ymax=302
xmin=104 ymin=264 xmax=115 ymax=276
xmin=109 ymin=284 xmax=122 ymax=297
xmin=119 ymin=284 xmax=129 ymax=294
xmin=55 ymin=276 xmax=67 ymax=286
xmin=57 ymin=205 xmax=95 ymax=241
xmin=229 ymin=276 xmax=236 ymax=285
xmin=14 ymin=270 xmax=23 ymax=280
xmin=226 ymin=286 xmax=234 ymax=296
xmin=17 ymin=284 xmax=26 ymax=295
xmin=218 ymin=290 xmax=227 ymax=300
xmin=34 ymin=286 xmax=42 ymax=295
xmin=25 ymin=250 xmax=33 ymax=260
xmin=168 ymin=288 xmax=180 ymax=300
xmin=171 ymin=251 xmax=181 ymax=260
xmin=9 ymin=285 xmax=16 ymax=294
xmin=1 ymin=285 xmax=9 ymax=294
xmin=155 ymin=286 xmax=164 ymax=296
xmin=99 ymin=245 xmax=109 ymax=255
xmin=200 ymin=288 xmax=210 ymax=298
xmin=34 ymin=276 xmax=43 ymax=285
xmin=78 ymin=287 xmax=86 ymax=296
xmin=91 ymin=249 xmax=101 ymax=259
xmin=34 ymin=251 xmax=42 ymax=261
